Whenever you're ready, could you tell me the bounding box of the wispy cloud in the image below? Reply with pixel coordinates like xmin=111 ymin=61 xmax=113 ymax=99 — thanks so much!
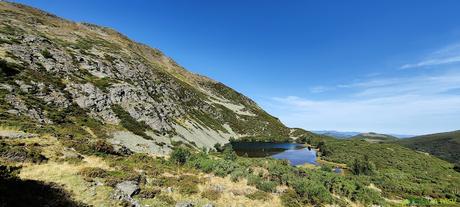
xmin=309 ymin=86 xmax=330 ymax=93
xmin=401 ymin=43 xmax=460 ymax=69
xmin=263 ymin=72 xmax=460 ymax=135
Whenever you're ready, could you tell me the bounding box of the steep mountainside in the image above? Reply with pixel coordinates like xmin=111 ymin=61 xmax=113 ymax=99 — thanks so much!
xmin=0 ymin=2 xmax=296 ymax=153
xmin=397 ymin=130 xmax=460 ymax=165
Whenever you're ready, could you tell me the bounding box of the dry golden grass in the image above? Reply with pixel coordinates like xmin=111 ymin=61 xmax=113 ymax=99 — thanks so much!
xmin=19 ymin=156 xmax=117 ymax=207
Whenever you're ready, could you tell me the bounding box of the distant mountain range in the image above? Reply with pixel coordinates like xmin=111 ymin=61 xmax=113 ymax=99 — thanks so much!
xmin=312 ymin=130 xmax=360 ymax=139
xmin=313 ymin=130 xmax=414 ymax=139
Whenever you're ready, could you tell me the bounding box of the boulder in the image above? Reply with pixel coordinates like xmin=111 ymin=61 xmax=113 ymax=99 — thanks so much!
xmin=116 ymin=181 xmax=140 ymax=197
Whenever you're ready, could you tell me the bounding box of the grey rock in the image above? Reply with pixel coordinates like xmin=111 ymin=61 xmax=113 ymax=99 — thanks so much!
xmin=61 ymin=149 xmax=83 ymax=160
xmin=114 ymin=145 xmax=133 ymax=156
xmin=6 ymin=109 xmax=19 ymax=115
xmin=202 ymin=204 xmax=214 ymax=207
xmin=0 ymin=130 xmax=36 ymax=139
xmin=116 ymin=181 xmax=140 ymax=197
xmin=175 ymin=202 xmax=194 ymax=207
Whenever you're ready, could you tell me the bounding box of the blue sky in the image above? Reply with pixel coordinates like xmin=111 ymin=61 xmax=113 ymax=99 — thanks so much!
xmin=13 ymin=0 xmax=460 ymax=135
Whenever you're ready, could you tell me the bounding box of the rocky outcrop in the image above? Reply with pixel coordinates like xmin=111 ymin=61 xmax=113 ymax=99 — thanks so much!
xmin=0 ymin=1 xmax=293 ymax=153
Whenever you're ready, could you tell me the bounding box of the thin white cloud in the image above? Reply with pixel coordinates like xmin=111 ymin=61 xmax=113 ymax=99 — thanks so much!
xmin=309 ymin=86 xmax=330 ymax=93
xmin=400 ymin=55 xmax=460 ymax=69
xmin=263 ymin=72 xmax=460 ymax=135
xmin=401 ymin=43 xmax=460 ymax=69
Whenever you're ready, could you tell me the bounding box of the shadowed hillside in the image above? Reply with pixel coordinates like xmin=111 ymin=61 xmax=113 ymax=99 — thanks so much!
xmin=397 ymin=130 xmax=460 ymax=165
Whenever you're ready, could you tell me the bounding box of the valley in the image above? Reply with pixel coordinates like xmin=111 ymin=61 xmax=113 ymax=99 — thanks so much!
xmin=0 ymin=1 xmax=459 ymax=207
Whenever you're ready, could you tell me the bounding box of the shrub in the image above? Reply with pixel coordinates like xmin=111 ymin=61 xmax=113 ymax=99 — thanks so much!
xmin=170 ymin=147 xmax=191 ymax=165
xmin=350 ymin=156 xmax=376 ymax=176
xmin=0 ymin=59 xmax=23 ymax=79
xmin=247 ymin=174 xmax=262 ymax=186
xmin=256 ymin=180 xmax=277 ymax=193
xmin=40 ymin=49 xmax=54 ymax=59
xmin=212 ymin=160 xmax=236 ymax=177
xmin=91 ymin=139 xmax=116 ymax=155
xmin=229 ymin=168 xmax=246 ymax=182
xmin=280 ymin=189 xmax=303 ymax=207
xmin=79 ymin=167 xmax=108 ymax=179
xmin=291 ymin=178 xmax=333 ymax=205
xmin=188 ymin=154 xmax=215 ymax=173
xmin=201 ymin=188 xmax=221 ymax=200
xmin=321 ymin=165 xmax=332 ymax=172
xmin=222 ymin=145 xmax=237 ymax=161
xmin=246 ymin=190 xmax=271 ymax=201
xmin=112 ymin=105 xmax=152 ymax=139
xmin=352 ymin=186 xmax=384 ymax=205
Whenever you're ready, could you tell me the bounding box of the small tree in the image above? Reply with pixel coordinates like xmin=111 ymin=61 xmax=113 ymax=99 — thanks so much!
xmin=170 ymin=147 xmax=191 ymax=165
xmin=351 ymin=155 xmax=376 ymax=175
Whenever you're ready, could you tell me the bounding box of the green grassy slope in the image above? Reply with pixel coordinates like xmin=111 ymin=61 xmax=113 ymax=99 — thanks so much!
xmin=396 ymin=130 xmax=460 ymax=165
xmin=320 ymin=139 xmax=460 ymax=199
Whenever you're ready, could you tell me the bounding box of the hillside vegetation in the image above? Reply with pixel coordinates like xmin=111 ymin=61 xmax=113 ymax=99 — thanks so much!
xmin=396 ymin=130 xmax=460 ymax=165
xmin=320 ymin=139 xmax=460 ymax=200
xmin=0 ymin=2 xmax=459 ymax=207
xmin=0 ymin=1 xmax=292 ymax=156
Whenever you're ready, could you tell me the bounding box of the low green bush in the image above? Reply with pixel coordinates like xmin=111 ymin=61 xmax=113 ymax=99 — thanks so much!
xmin=170 ymin=147 xmax=191 ymax=165
xmin=91 ymin=139 xmax=117 ymax=155
xmin=112 ymin=105 xmax=152 ymax=139
xmin=256 ymin=180 xmax=277 ymax=193
xmin=352 ymin=186 xmax=384 ymax=205
xmin=79 ymin=167 xmax=108 ymax=179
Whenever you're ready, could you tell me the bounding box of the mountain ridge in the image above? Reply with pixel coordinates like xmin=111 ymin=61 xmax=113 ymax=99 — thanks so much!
xmin=396 ymin=130 xmax=460 ymax=165
xmin=0 ymin=1 xmax=305 ymax=155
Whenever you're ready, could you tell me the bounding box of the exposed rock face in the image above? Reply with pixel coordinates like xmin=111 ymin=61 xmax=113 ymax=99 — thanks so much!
xmin=0 ymin=2 xmax=294 ymax=153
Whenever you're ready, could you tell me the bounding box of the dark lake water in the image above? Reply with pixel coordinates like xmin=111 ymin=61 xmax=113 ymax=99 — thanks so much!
xmin=231 ymin=142 xmax=317 ymax=166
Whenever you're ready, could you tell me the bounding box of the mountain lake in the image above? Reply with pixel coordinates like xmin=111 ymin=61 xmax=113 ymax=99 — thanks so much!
xmin=231 ymin=142 xmax=318 ymax=166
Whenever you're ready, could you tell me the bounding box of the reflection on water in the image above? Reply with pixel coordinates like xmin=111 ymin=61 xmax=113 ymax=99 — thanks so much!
xmin=231 ymin=142 xmax=317 ymax=166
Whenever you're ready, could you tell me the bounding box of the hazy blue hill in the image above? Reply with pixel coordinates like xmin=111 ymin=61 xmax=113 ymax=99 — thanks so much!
xmin=350 ymin=132 xmax=398 ymax=143
xmin=312 ymin=130 xmax=360 ymax=139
